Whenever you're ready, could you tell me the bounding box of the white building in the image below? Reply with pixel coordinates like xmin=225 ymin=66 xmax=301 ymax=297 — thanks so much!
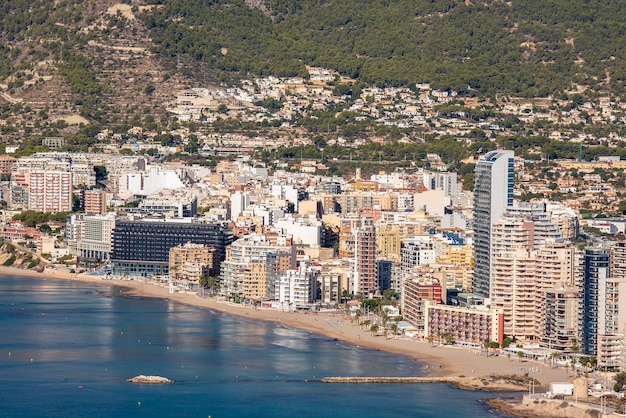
xmin=276 ymin=263 xmax=317 ymax=309
xmin=400 ymin=235 xmax=437 ymax=277
xmin=75 ymin=213 xmax=117 ymax=263
xmin=274 ymin=215 xmax=322 ymax=246
xmin=230 ymin=191 xmax=250 ymax=222
xmin=423 ymin=171 xmax=459 ymax=197
xmin=413 ymin=189 xmax=447 ymax=216
xmin=120 ymin=167 xmax=184 ymax=197
xmin=472 ymin=150 xmax=515 ymax=299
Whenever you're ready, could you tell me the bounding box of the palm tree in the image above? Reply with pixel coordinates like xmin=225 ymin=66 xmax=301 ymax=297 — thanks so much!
xmin=390 ymin=323 xmax=399 ymax=339
xmin=361 ymin=319 xmax=371 ymax=330
xmin=570 ymin=357 xmax=577 ymax=376
xmin=517 ymin=350 xmax=524 ymax=362
xmin=370 ymin=324 xmax=379 ymax=336
xmin=549 ymin=352 xmax=560 ymax=368
xmin=380 ymin=309 xmax=389 ymax=331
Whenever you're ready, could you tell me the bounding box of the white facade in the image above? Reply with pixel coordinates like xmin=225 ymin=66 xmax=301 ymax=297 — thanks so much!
xmin=76 ymin=213 xmax=116 ymax=262
xmin=423 ymin=171 xmax=459 ymax=197
xmin=230 ymin=191 xmax=250 ymax=222
xmin=472 ymin=150 xmax=514 ymax=298
xmin=413 ymin=189 xmax=447 ymax=216
xmin=400 ymin=235 xmax=437 ymax=277
xmin=274 ymin=216 xmax=322 ymax=246
xmin=597 ymin=275 xmax=626 ymax=370
xmin=271 ymin=184 xmax=299 ymax=211
xmin=276 ymin=264 xmax=317 ymax=309
xmin=121 ymin=167 xmax=184 ymax=197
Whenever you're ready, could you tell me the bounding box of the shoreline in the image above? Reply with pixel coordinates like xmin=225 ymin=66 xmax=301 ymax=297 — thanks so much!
xmin=1 ymin=265 xmax=570 ymax=390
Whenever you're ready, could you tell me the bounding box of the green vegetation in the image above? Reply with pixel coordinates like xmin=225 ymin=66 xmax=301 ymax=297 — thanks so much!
xmin=136 ymin=0 xmax=626 ymax=97
xmin=12 ymin=211 xmax=72 ymax=227
xmin=615 ymin=372 xmax=626 ymax=392
xmin=3 ymin=255 xmax=16 ymax=267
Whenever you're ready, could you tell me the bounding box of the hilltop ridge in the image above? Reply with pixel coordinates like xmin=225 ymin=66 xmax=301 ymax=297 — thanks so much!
xmin=0 ymin=0 xmax=625 ymax=137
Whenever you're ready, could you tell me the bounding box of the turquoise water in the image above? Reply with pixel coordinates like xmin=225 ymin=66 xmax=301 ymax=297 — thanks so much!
xmin=0 ymin=275 xmax=512 ymax=417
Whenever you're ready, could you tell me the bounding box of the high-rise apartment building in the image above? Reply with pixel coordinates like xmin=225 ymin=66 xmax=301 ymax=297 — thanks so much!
xmin=543 ymin=283 xmax=579 ymax=352
xmin=400 ymin=235 xmax=437 ymax=275
xmin=230 ymin=191 xmax=250 ymax=222
xmin=594 ymin=242 xmax=626 ymax=369
xmin=352 ymin=215 xmax=377 ymax=296
xmin=28 ymin=171 xmax=72 ymax=212
xmin=219 ymin=234 xmax=295 ymax=301
xmin=338 ymin=214 xmax=378 ymax=296
xmin=489 ymin=204 xmax=569 ymax=342
xmin=376 ymin=225 xmax=401 ymax=261
xmin=472 ymin=150 xmax=514 ymax=299
xmin=582 ymin=247 xmax=609 ymax=356
xmin=402 ymin=278 xmax=443 ymax=335
xmin=276 ymin=263 xmax=318 ymax=309
xmin=84 ymin=190 xmax=107 ymax=214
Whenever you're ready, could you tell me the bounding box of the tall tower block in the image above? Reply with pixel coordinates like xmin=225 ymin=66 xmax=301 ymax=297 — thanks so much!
xmin=472 ymin=150 xmax=514 ymax=299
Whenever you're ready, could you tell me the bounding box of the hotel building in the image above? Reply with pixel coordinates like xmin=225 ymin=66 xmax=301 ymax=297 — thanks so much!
xmin=424 ymin=301 xmax=504 ymax=346
xmin=110 ymin=218 xmax=233 ymax=277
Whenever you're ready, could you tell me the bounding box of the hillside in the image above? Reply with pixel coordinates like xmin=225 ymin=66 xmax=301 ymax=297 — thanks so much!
xmin=0 ymin=1 xmax=216 ymax=140
xmin=0 ymin=0 xmax=625 ymax=136
xmin=137 ymin=0 xmax=626 ymax=97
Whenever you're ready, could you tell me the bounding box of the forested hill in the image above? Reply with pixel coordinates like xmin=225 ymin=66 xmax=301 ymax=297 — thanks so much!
xmin=137 ymin=0 xmax=626 ymax=97
xmin=0 ymin=0 xmax=625 ymax=131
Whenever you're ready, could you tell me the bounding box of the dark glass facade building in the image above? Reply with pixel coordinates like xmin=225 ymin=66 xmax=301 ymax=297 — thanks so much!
xmin=111 ymin=219 xmax=234 ymax=277
xmin=582 ymin=247 xmax=609 ymax=356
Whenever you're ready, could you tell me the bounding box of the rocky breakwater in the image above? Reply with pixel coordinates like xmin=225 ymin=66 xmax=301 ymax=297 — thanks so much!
xmin=127 ymin=375 xmax=173 ymax=384
xmin=321 ymin=374 xmax=534 ymax=392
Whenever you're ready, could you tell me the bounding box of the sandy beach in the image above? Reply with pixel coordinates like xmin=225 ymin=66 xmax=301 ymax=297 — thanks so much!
xmin=3 ymin=266 xmax=570 ymax=389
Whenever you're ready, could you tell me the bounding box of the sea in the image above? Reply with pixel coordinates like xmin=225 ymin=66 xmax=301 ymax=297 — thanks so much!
xmin=0 ymin=274 xmax=515 ymax=417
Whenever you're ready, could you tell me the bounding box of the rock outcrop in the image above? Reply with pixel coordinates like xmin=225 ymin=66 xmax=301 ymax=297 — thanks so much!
xmin=127 ymin=375 xmax=173 ymax=384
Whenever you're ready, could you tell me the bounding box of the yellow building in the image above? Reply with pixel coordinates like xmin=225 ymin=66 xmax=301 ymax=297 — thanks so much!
xmin=169 ymin=242 xmax=217 ymax=281
xmin=353 ymin=180 xmax=378 ymax=192
xmin=438 ymin=244 xmax=473 ymax=269
xmin=376 ymin=225 xmax=401 ymax=261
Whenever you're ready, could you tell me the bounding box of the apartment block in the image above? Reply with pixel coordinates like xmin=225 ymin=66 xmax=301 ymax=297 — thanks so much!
xmin=76 ymin=213 xmax=116 ymax=264
xmin=543 ymin=284 xmax=579 ymax=352
xmin=276 ymin=263 xmax=318 ymax=309
xmin=472 ymin=150 xmax=514 ymax=298
xmin=219 ymin=234 xmax=295 ymax=301
xmin=401 ymin=278 xmax=443 ymax=336
xmin=84 ymin=189 xmax=107 ymax=214
xmin=424 ymin=301 xmax=504 ymax=346
xmin=169 ymin=242 xmax=218 ymax=281
xmin=28 ymin=171 xmax=72 ymax=212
